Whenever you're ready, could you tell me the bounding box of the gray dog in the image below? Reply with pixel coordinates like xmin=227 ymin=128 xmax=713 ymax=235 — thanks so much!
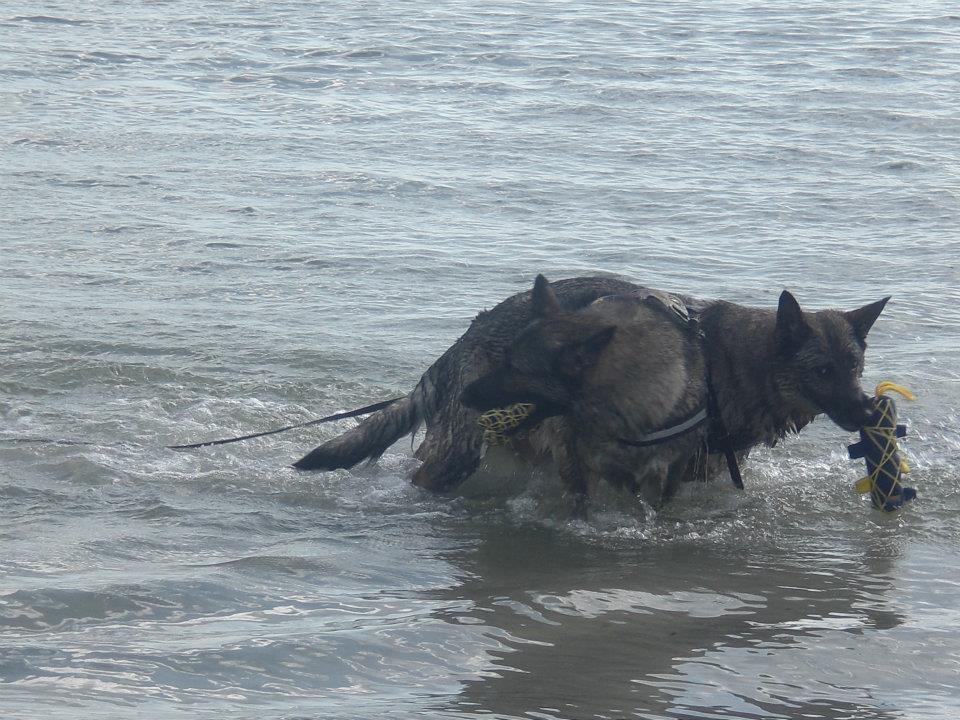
xmin=295 ymin=275 xmax=888 ymax=509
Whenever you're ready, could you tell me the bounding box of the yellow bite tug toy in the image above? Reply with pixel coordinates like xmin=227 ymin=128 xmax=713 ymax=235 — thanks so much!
xmin=478 ymin=403 xmax=535 ymax=446
xmin=847 ymin=382 xmax=917 ymax=512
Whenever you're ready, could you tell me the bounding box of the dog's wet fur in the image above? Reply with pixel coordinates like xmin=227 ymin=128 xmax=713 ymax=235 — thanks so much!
xmin=295 ymin=275 xmax=888 ymax=511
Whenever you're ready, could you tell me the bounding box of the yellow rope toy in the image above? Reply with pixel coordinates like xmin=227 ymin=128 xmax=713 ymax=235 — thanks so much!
xmin=848 ymin=381 xmax=917 ymax=512
xmin=478 ymin=403 xmax=535 ymax=446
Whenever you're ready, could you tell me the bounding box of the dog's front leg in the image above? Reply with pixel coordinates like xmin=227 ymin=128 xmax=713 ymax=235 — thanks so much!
xmin=560 ymin=462 xmax=589 ymax=520
xmin=555 ymin=425 xmax=593 ymax=519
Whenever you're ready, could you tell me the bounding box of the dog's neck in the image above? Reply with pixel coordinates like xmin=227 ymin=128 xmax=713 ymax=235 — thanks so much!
xmin=699 ymin=301 xmax=817 ymax=448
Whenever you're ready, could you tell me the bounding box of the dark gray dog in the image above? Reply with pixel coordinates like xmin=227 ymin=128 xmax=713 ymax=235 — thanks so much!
xmin=295 ymin=275 xmax=888 ymax=508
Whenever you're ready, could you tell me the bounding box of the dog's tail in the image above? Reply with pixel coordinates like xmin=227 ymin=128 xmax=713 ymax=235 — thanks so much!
xmin=292 ymin=374 xmax=437 ymax=471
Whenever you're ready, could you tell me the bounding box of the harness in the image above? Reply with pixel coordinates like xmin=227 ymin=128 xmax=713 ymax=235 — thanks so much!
xmin=614 ymin=292 xmax=744 ymax=489
xmin=478 ymin=291 xmax=745 ymax=489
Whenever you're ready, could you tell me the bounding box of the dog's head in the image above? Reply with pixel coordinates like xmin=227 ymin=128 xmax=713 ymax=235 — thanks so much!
xmin=461 ymin=275 xmax=616 ymax=434
xmin=773 ymin=290 xmax=890 ymax=431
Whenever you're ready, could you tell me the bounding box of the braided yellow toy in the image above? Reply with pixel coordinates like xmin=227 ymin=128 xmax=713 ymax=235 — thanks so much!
xmin=478 ymin=403 xmax=535 ymax=446
xmin=848 ymin=382 xmax=917 ymax=512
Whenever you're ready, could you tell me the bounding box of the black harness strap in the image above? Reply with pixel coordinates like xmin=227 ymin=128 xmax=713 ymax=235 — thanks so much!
xmin=615 ymin=395 xmax=743 ymax=489
xmin=719 ymin=434 xmax=745 ymax=489
xmin=705 ymin=375 xmax=744 ymax=490
xmin=617 ymin=407 xmax=708 ymax=448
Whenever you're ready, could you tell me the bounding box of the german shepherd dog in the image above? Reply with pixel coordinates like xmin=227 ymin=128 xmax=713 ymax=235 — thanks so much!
xmin=295 ymin=276 xmax=888 ymax=509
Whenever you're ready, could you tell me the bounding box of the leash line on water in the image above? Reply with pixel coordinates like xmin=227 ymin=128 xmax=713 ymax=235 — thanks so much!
xmin=167 ymin=396 xmax=402 ymax=450
xmin=1 ymin=397 xmax=403 ymax=452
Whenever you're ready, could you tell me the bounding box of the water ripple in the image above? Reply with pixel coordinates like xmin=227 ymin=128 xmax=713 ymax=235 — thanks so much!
xmin=3 ymin=1 xmax=960 ymax=718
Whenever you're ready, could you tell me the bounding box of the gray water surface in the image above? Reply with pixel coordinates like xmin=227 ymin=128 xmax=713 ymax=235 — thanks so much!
xmin=3 ymin=2 xmax=960 ymax=718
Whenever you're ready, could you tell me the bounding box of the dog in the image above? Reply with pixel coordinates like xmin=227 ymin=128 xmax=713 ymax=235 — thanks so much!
xmin=295 ymin=275 xmax=889 ymax=509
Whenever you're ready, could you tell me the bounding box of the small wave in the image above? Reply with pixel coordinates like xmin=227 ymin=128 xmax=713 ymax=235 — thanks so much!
xmin=10 ymin=137 xmax=68 ymax=147
xmin=119 ymin=503 xmax=190 ymax=521
xmin=84 ymin=50 xmax=161 ymax=64
xmin=55 ymin=177 xmax=131 ymax=189
xmin=205 ymin=241 xmax=248 ymax=248
xmin=468 ymin=52 xmax=529 ymax=68
xmin=94 ymin=223 xmax=164 ymax=235
xmin=878 ymin=159 xmax=926 ymax=172
xmin=188 ymin=555 xmax=330 ymax=577
xmin=0 ymin=587 xmax=173 ymax=631
xmin=9 ymin=15 xmax=88 ymax=25
xmin=0 ymin=484 xmax=76 ymax=508
xmin=343 ymin=48 xmax=385 ymax=60
xmin=834 ymin=66 xmax=904 ymax=80
xmin=268 ymin=75 xmax=339 ymax=90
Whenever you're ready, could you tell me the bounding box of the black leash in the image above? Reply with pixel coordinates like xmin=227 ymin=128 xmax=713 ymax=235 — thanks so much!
xmin=1 ymin=397 xmax=403 ymax=451
xmin=166 ymin=396 xmax=402 ymax=450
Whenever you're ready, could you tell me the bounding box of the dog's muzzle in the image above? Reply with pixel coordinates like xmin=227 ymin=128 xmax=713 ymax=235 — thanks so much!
xmin=829 ymin=392 xmax=878 ymax=432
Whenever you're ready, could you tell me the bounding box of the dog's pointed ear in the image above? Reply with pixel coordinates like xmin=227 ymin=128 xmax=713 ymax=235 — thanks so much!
xmin=775 ymin=290 xmax=810 ymax=356
xmin=558 ymin=325 xmax=616 ymax=377
xmin=844 ymin=296 xmax=890 ymax=342
xmin=532 ymin=274 xmax=562 ymax=319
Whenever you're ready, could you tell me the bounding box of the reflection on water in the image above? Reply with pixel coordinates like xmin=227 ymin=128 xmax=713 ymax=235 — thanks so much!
xmin=428 ymin=520 xmax=925 ymax=720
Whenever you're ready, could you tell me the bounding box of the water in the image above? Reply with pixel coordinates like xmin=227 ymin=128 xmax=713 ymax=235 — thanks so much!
xmin=2 ymin=2 xmax=960 ymax=718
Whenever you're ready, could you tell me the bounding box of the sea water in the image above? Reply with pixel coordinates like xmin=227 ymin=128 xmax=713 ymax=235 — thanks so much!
xmin=2 ymin=2 xmax=959 ymax=718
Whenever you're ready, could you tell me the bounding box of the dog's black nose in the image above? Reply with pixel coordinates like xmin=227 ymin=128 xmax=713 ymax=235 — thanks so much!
xmin=829 ymin=392 xmax=878 ymax=432
xmin=846 ymin=392 xmax=879 ymax=429
xmin=859 ymin=392 xmax=878 ymax=420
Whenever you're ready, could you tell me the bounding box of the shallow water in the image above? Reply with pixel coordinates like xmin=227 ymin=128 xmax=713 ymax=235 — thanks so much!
xmin=2 ymin=2 xmax=960 ymax=718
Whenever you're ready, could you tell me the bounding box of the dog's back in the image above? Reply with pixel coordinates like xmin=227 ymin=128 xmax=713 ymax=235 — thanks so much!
xmin=294 ymin=276 xmax=652 ymax=487
xmin=462 ymin=281 xmax=712 ymax=506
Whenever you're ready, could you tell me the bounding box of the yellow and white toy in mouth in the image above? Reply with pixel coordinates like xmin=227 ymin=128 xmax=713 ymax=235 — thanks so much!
xmin=848 ymin=382 xmax=917 ymax=512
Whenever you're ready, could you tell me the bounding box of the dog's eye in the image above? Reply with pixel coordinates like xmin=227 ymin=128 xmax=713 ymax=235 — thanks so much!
xmin=813 ymin=364 xmax=832 ymax=378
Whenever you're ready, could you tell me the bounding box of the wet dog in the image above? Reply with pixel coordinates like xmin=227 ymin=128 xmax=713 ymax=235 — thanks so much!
xmin=295 ymin=275 xmax=888 ymax=509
